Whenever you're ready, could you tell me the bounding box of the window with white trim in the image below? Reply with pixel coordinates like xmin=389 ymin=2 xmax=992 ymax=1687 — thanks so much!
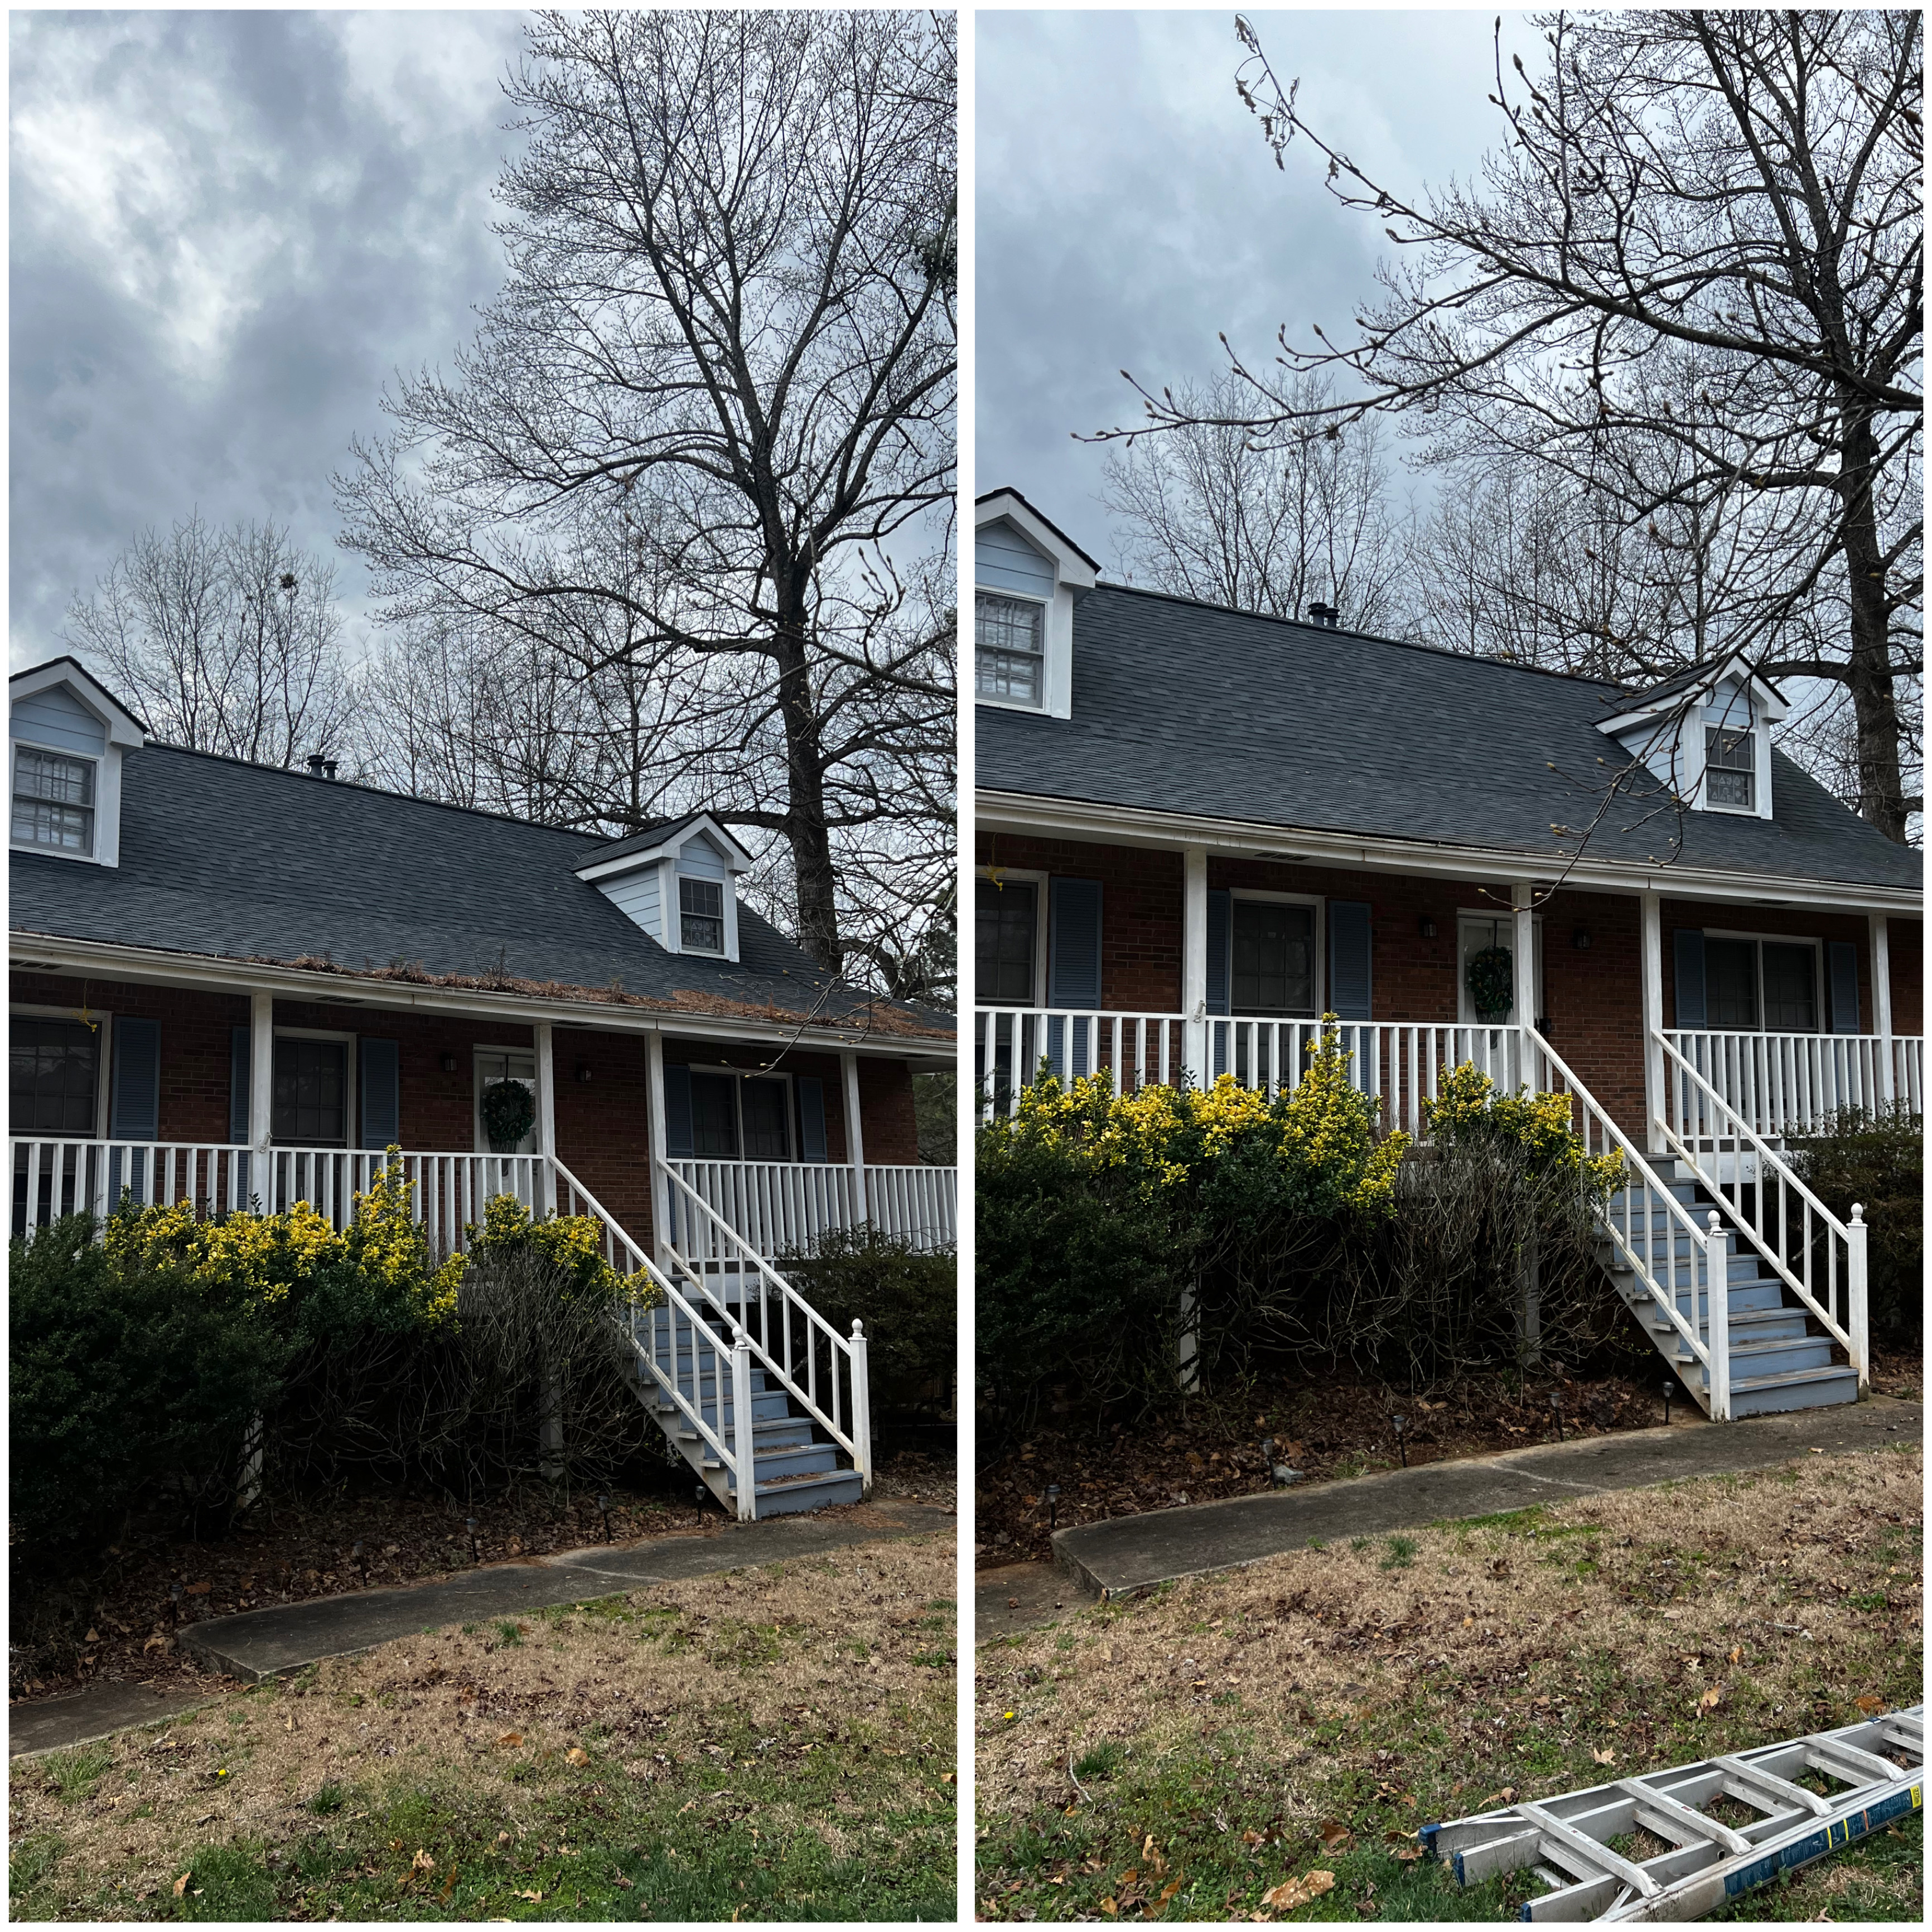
xmin=1231 ymin=899 xmax=1316 ymax=1017
xmin=10 ymin=1015 xmax=102 ymax=1134
xmin=12 ymin=746 xmax=96 ymax=855
xmin=679 ymin=876 xmax=725 ymax=954
xmin=1704 ymin=724 xmax=1756 ymax=810
xmin=1704 ymin=937 xmax=1817 ymax=1032
xmin=975 ymin=592 xmax=1045 ymax=706
xmin=688 ymin=1069 xmax=791 ymax=1161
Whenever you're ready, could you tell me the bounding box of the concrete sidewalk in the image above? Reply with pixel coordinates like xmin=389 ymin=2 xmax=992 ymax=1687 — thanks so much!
xmin=1050 ymin=1397 xmax=1920 ymax=1602
xmin=11 ymin=1499 xmax=952 ymax=1760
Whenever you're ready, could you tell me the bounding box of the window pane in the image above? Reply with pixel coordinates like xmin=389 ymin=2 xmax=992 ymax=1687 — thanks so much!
xmin=9 ymin=1017 xmax=100 ymax=1134
xmin=1231 ymin=901 xmax=1315 ymax=1016
xmin=975 ymin=879 xmax=1038 ymax=1005
xmin=12 ymin=749 xmax=97 ymax=853
xmin=689 ymin=1072 xmax=740 ymax=1158
xmin=679 ymin=876 xmax=725 ymax=952
xmin=1704 ymin=727 xmax=1755 ymax=809
xmin=975 ymin=594 xmax=1044 ymax=704
xmin=272 ymin=1039 xmax=347 ymax=1146
xmin=1761 ymin=944 xmax=1818 ymax=1032
xmin=1704 ymin=939 xmax=1759 ymax=1030
xmin=741 ymin=1079 xmax=790 ymax=1161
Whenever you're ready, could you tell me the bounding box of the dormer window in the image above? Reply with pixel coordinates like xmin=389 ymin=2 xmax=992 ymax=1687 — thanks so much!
xmin=13 ymin=746 xmax=97 ymax=855
xmin=1704 ymin=724 xmax=1756 ymax=810
xmin=679 ymin=876 xmax=726 ymax=954
xmin=975 ymin=592 xmax=1046 ymax=707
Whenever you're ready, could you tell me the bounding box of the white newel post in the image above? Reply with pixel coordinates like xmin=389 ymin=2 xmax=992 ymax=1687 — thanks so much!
xmin=1511 ymin=882 xmax=1537 ymax=1090
xmin=241 ymin=987 xmax=276 ymax=1510
xmin=841 ymin=1051 xmax=868 ymax=1225
xmin=1870 ymin=915 xmax=1894 ymax=1106
xmin=1704 ymin=1210 xmax=1731 ymax=1422
xmin=1640 ymin=890 xmax=1665 ymax=1153
xmin=1182 ymin=845 xmax=1209 ymax=1086
xmin=645 ymin=1030 xmax=672 ymax=1271
xmin=534 ymin=1022 xmax=556 ymax=1218
xmin=731 ymin=1325 xmax=757 ymax=1520
xmin=849 ymin=1318 xmax=873 ymax=1493
xmin=1847 ymin=1204 xmax=1869 ymax=1397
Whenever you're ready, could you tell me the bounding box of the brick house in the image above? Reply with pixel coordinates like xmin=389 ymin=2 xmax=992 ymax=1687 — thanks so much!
xmin=974 ymin=489 xmax=1921 ymax=1420
xmin=9 ymin=656 xmax=955 ymax=1515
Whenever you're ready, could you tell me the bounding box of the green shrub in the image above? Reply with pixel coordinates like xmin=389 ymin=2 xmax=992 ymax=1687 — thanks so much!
xmin=778 ymin=1226 xmax=956 ymax=1409
xmin=9 ymin=1216 xmax=288 ymax=1559
xmin=1787 ymin=1104 xmax=1922 ymax=1349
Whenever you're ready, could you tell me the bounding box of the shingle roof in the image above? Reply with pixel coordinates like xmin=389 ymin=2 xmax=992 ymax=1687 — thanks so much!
xmin=10 ymin=744 xmax=953 ymax=1036
xmin=977 ymin=583 xmax=1922 ymax=894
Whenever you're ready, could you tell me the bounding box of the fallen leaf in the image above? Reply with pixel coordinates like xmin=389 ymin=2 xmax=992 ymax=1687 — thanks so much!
xmin=1262 ymin=1870 xmax=1336 ymax=1910
xmin=1158 ymin=1878 xmax=1182 ymax=1904
xmin=1319 ymin=1820 xmax=1351 ymax=1848
xmin=514 ymin=1889 xmax=543 ymax=1902
xmin=1854 ymin=1695 xmax=1887 ymax=1716
xmin=1099 ymin=1898 xmax=1118 ymax=1916
xmin=494 ymin=1732 xmax=524 ymax=1749
xmin=614 ymin=1876 xmax=633 ymax=1889
xmin=83 ymin=1629 xmax=100 ymax=1644
xmin=1698 ymin=1684 xmax=1724 ymax=1712
xmin=183 ymin=1581 xmax=212 ymax=1596
xmin=1395 ymin=1847 xmax=1424 ymax=1863
xmin=1729 ymin=1647 xmax=1743 ymax=1667
xmin=173 ymin=1874 xmax=192 ymax=1897
xmin=143 ymin=1635 xmax=172 ymax=1654
xmin=1592 ymin=1747 xmax=1616 ymax=1765
xmin=411 ymin=1850 xmax=434 ymax=1873
xmin=566 ymin=1747 xmax=589 ymax=1766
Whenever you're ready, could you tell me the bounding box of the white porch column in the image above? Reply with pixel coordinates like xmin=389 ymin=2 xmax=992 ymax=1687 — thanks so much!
xmin=1870 ymin=914 xmax=1894 ymax=1104
xmin=1511 ymin=881 xmax=1537 ymax=1088
xmin=1182 ymin=845 xmax=1209 ymax=1085
xmin=645 ymin=1030 xmax=671 ymax=1270
xmin=533 ymin=1021 xmax=556 ymax=1216
xmin=1640 ymin=890 xmax=1665 ymax=1153
xmin=249 ymin=989 xmax=274 ymax=1207
xmin=841 ymin=1050 xmax=868 ymax=1224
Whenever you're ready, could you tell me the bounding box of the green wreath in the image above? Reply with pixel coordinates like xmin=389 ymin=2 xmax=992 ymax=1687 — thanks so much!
xmin=481 ymin=1078 xmax=536 ymax=1152
xmin=1466 ymin=945 xmax=1516 ymax=1020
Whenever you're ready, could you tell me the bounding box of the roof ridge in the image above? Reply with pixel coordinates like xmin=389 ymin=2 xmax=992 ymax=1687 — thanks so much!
xmin=1099 ymin=580 xmax=1634 ymax=694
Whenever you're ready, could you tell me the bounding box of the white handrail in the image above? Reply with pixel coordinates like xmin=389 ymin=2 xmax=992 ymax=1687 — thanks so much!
xmin=1654 ymin=1032 xmax=1865 ymax=1390
xmin=656 ymin=1160 xmax=870 ymax=1486
xmin=1665 ymin=1029 xmax=1923 ymax=1139
xmin=976 ymin=1007 xmax=1186 ymax=1118
xmin=1519 ymin=1028 xmax=1728 ymax=1417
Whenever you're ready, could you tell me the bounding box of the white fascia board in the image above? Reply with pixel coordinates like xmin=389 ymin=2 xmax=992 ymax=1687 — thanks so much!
xmin=974 ymin=492 xmax=1099 ymax=591
xmin=8 ymin=659 xmax=147 ymax=745
xmin=974 ymin=789 xmax=1925 ymax=915
xmin=1597 ymin=668 xmax=1787 ymax=738
xmin=7 ymin=933 xmax=956 ymax=1059
xmin=573 ymin=813 xmax=754 ymax=882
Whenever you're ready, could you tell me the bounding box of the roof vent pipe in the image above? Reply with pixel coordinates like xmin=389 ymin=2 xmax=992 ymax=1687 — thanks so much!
xmin=322 ymin=759 xmax=338 ymax=780
xmin=1307 ymin=601 xmax=1339 ymax=630
xmin=306 ymin=754 xmax=327 ymax=777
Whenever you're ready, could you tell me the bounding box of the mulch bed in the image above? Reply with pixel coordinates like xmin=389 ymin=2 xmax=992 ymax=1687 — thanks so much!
xmin=975 ymin=1366 xmax=1689 ymax=1568
xmin=9 ymin=1446 xmax=954 ymax=1707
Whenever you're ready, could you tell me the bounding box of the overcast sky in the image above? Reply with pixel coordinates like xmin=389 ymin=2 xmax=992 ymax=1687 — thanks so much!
xmin=977 ymin=8 xmax=1525 ymax=569
xmin=9 ymin=8 xmax=529 ymax=667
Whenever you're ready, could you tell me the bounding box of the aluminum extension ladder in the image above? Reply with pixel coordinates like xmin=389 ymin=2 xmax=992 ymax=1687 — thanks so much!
xmin=1421 ymin=1706 xmax=1923 ymax=1921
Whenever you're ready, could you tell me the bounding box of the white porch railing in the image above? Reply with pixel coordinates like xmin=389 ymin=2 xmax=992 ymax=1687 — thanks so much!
xmin=975 ymin=1008 xmax=1528 ymax=1139
xmin=1665 ymin=1030 xmax=1924 ymax=1142
xmin=1655 ymin=1033 xmax=1866 ymax=1394
xmin=662 ymin=1158 xmax=956 ymax=1262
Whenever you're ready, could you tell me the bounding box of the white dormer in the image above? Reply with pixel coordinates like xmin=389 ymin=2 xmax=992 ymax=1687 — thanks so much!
xmin=974 ymin=489 xmax=1099 ymax=721
xmin=8 ymin=657 xmax=147 ymax=867
xmin=1597 ymin=659 xmax=1786 ymax=822
xmin=574 ymin=812 xmax=755 ymax=962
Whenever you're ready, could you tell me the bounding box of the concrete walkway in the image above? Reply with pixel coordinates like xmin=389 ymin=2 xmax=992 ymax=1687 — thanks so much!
xmin=1049 ymin=1397 xmax=1920 ymax=1603
xmin=10 ymin=1499 xmax=953 ymax=1760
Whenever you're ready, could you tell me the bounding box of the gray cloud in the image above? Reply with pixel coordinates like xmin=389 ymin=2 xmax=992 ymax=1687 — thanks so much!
xmin=9 ymin=8 xmax=529 ymax=664
xmin=977 ymin=9 xmax=1521 ymax=568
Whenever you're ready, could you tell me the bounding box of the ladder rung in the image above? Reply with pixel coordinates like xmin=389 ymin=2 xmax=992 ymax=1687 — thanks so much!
xmin=1516 ymin=1801 xmax=1662 ymax=1899
xmin=1612 ymin=1778 xmax=1752 ymax=1857
xmin=1707 ymin=1754 xmax=1836 ymax=1819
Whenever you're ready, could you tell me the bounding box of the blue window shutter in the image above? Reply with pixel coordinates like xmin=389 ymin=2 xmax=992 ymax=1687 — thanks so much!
xmin=1047 ymin=877 xmax=1103 ymax=1010
xmin=663 ymin=1062 xmax=694 ymax=1158
xmin=1673 ymin=929 xmax=1707 ymax=1028
xmin=796 ymin=1076 xmax=828 ymax=1162
xmin=110 ymin=1017 xmax=160 ymax=1141
xmin=1327 ymin=901 xmax=1374 ymax=1021
xmin=1206 ymin=890 xmax=1231 ymax=1017
xmin=1827 ymin=941 xmax=1861 ymax=1035
xmin=230 ymin=1027 xmax=252 ymax=1144
xmin=359 ymin=1038 xmax=401 ymax=1149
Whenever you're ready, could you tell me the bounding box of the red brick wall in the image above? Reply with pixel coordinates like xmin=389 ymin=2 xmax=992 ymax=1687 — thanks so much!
xmin=1659 ymin=901 xmax=1885 ymax=1032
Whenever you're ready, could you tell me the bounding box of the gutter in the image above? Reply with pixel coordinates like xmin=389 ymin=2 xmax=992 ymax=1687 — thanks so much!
xmin=976 ymin=791 xmax=1923 ymax=915
xmin=7 ymin=932 xmax=957 ymax=1064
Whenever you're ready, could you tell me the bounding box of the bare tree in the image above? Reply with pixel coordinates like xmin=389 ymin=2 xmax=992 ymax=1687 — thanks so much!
xmin=337 ymin=8 xmax=957 ymax=973
xmin=1107 ymin=10 xmax=1921 ymax=841
xmin=63 ymin=513 xmax=356 ymax=767
xmin=1101 ymin=373 xmax=1413 ymax=630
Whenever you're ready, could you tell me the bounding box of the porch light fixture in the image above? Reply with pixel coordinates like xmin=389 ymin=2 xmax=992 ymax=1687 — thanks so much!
xmin=576 ymin=1062 xmax=593 ymax=1083
xmin=1572 ymin=928 xmax=1592 ymax=949
xmin=440 ymin=1053 xmax=458 ymax=1073
xmin=1418 ymin=916 xmax=1436 ymax=939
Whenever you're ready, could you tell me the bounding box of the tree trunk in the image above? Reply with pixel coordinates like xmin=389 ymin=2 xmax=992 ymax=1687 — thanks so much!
xmin=772 ymin=583 xmax=844 ymax=973
xmin=1835 ymin=402 xmax=1911 ymax=844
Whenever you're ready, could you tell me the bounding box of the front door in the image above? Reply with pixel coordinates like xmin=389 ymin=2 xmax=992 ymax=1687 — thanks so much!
xmin=1456 ymin=915 xmax=1546 ymax=1028
xmin=474 ymin=1048 xmax=538 ymax=1155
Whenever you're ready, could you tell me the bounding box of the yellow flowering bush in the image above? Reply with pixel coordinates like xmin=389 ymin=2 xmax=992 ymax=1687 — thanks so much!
xmin=1421 ymin=1062 xmax=1625 ymax=1192
xmin=461 ymin=1193 xmax=661 ymax=1311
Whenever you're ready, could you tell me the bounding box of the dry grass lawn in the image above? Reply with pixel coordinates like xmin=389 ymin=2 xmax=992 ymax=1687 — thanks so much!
xmin=12 ymin=1532 xmax=957 ymax=1922
xmin=977 ymin=1446 xmax=1922 ymax=1921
